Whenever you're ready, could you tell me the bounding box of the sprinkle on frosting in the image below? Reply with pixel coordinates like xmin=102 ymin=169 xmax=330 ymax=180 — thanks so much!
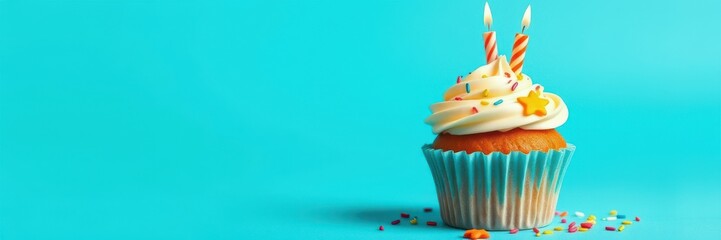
xmin=517 ymin=90 xmax=550 ymax=116
xmin=457 ymin=76 xmax=462 ymax=84
xmin=504 ymin=72 xmax=511 ymax=78
xmin=471 ymin=107 xmax=478 ymax=114
xmin=426 ymin=56 xmax=568 ymax=135
xmin=493 ymin=99 xmax=503 ymax=105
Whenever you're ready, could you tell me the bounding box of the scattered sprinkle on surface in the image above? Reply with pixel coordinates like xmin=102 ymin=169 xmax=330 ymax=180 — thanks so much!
xmin=381 ymin=208 xmax=642 ymax=236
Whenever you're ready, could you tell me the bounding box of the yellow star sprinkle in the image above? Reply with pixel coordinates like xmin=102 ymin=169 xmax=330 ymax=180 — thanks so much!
xmin=517 ymin=90 xmax=550 ymax=116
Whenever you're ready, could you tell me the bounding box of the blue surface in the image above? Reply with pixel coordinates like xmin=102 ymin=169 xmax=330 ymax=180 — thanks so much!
xmin=1 ymin=0 xmax=720 ymax=239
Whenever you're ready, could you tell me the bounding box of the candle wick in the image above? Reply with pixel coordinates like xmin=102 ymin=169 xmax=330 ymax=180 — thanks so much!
xmin=521 ymin=26 xmax=526 ymax=34
xmin=488 ymin=24 xmax=491 ymax=31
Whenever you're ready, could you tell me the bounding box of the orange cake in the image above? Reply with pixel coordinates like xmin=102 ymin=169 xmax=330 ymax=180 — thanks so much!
xmin=433 ymin=128 xmax=566 ymax=154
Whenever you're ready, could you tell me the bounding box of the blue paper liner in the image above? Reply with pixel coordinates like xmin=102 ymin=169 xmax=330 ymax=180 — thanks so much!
xmin=422 ymin=144 xmax=575 ymax=230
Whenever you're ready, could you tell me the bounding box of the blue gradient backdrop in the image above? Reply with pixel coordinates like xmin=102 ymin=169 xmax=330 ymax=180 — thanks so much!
xmin=1 ymin=0 xmax=720 ymax=239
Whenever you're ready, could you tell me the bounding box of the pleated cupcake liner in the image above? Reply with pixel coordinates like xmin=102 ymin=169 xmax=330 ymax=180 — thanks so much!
xmin=422 ymin=144 xmax=575 ymax=230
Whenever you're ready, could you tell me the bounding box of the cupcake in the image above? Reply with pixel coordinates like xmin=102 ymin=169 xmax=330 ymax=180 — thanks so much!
xmin=423 ymin=56 xmax=574 ymax=230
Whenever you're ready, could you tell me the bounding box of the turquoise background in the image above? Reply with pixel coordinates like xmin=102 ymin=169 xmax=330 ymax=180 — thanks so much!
xmin=1 ymin=0 xmax=720 ymax=239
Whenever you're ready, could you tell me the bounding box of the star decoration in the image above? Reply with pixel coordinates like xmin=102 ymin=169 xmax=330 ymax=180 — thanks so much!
xmin=517 ymin=90 xmax=550 ymax=116
xmin=464 ymin=229 xmax=490 ymax=239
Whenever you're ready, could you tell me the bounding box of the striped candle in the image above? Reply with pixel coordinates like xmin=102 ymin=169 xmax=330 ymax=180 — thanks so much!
xmin=483 ymin=32 xmax=498 ymax=63
xmin=482 ymin=2 xmax=498 ymax=63
xmin=510 ymin=5 xmax=531 ymax=74
xmin=510 ymin=33 xmax=528 ymax=73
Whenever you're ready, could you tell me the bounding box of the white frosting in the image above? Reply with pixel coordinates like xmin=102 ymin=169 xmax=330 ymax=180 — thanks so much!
xmin=425 ymin=56 xmax=568 ymax=135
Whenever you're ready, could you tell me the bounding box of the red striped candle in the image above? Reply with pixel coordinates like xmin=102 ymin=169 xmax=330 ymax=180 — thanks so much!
xmin=483 ymin=32 xmax=498 ymax=63
xmin=510 ymin=33 xmax=528 ymax=73
xmin=510 ymin=5 xmax=531 ymax=74
xmin=482 ymin=2 xmax=498 ymax=63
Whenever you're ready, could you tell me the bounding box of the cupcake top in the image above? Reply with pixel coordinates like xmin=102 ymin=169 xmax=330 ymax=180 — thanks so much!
xmin=425 ymin=56 xmax=568 ymax=135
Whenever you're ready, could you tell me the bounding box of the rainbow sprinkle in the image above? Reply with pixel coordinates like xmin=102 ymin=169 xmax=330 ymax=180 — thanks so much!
xmin=380 ymin=208 xmax=642 ymax=236
xmin=511 ymin=82 xmax=519 ymax=91
xmin=465 ymin=83 xmax=470 ymax=93
xmin=493 ymin=99 xmax=503 ymax=105
xmin=457 ymin=76 xmax=462 ymax=84
xmin=483 ymin=89 xmax=489 ymax=97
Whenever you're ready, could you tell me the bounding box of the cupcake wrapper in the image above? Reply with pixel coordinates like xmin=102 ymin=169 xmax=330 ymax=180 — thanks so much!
xmin=422 ymin=144 xmax=575 ymax=230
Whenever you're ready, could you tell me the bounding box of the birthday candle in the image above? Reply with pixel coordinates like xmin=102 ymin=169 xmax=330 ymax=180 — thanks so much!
xmin=510 ymin=5 xmax=531 ymax=74
xmin=482 ymin=2 xmax=498 ymax=63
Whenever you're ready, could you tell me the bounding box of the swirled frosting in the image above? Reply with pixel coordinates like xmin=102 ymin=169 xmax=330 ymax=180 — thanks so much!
xmin=425 ymin=56 xmax=568 ymax=135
